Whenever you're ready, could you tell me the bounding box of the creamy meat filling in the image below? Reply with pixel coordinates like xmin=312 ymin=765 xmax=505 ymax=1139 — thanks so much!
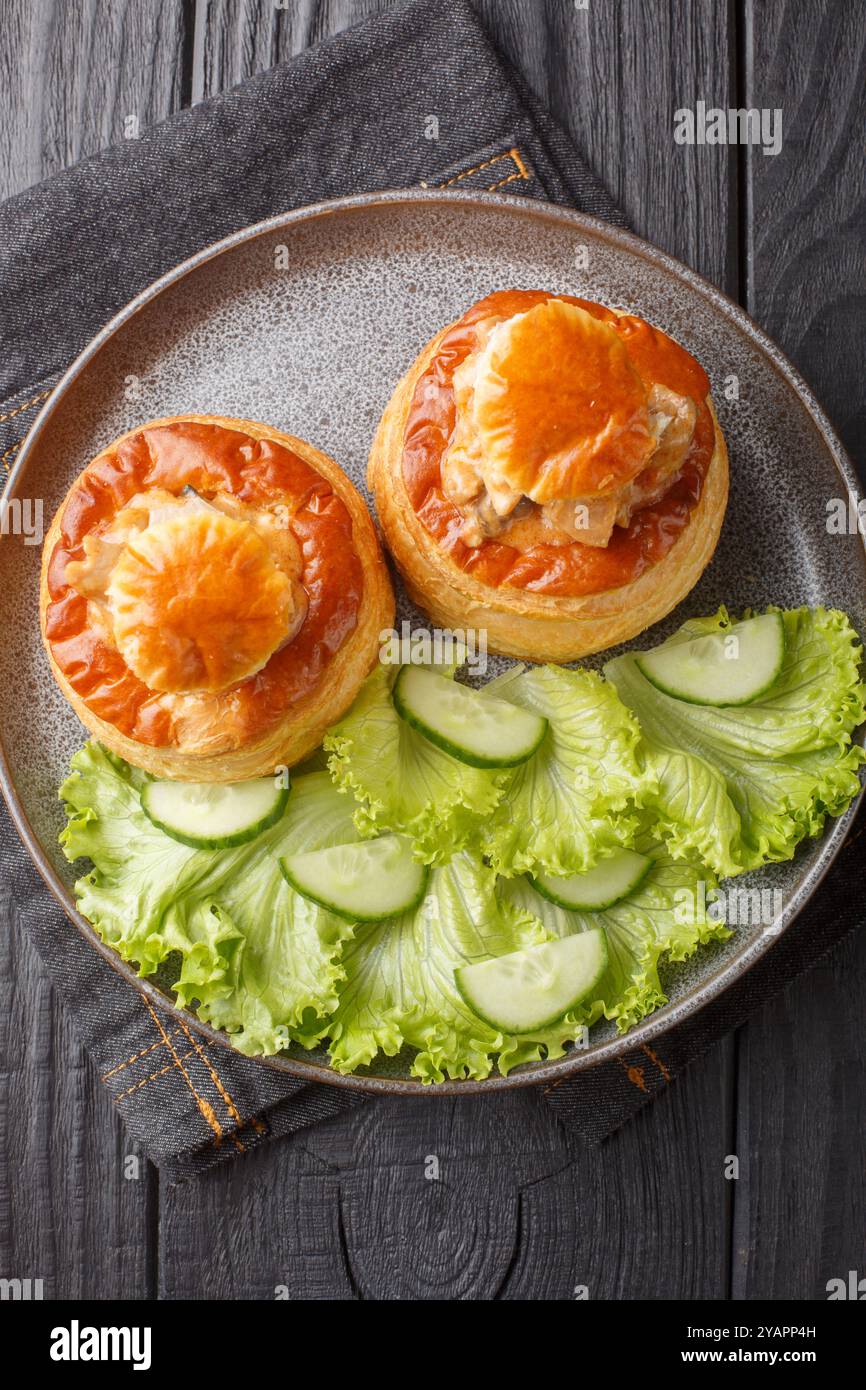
xmin=440 ymin=309 xmax=698 ymax=550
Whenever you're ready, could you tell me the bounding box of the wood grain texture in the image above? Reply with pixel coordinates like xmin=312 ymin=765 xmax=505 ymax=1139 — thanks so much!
xmin=192 ymin=0 xmax=281 ymax=102
xmin=158 ymin=1051 xmax=735 ymax=1300
xmin=0 ymin=881 xmax=157 ymax=1298
xmin=306 ymin=1094 xmax=573 ymax=1301
xmin=473 ymin=0 xmax=738 ymax=292
xmin=732 ymin=0 xmax=866 ymax=1300
xmin=0 ymin=0 xmax=189 ymax=201
xmin=193 ymin=0 xmax=388 ymax=97
xmin=500 ymin=1047 xmax=735 ymax=1301
xmin=159 ymin=1091 xmax=573 ymax=1300
xmin=159 ymin=1132 xmax=355 ymax=1299
xmin=742 ymin=0 xmax=866 ymax=475
xmin=732 ymin=931 xmax=866 ymax=1300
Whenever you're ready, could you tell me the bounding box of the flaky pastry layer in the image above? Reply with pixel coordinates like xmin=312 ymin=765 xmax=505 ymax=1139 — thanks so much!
xmin=368 ymin=312 xmax=728 ymax=662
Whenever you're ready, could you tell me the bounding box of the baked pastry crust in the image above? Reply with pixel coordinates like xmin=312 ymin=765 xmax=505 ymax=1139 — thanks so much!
xmin=41 ymin=415 xmax=394 ymax=780
xmin=368 ymin=295 xmax=728 ymax=662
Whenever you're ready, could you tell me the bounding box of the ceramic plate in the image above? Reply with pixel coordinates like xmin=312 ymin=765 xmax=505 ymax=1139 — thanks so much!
xmin=1 ymin=190 xmax=864 ymax=1093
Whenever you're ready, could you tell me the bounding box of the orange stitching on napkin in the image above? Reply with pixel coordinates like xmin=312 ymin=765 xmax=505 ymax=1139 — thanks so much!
xmin=114 ymin=1050 xmax=198 ymax=1102
xmin=177 ymin=1019 xmax=256 ymax=1146
xmin=0 ymin=389 xmax=51 ymax=424
xmin=102 ymin=1027 xmax=186 ymax=1080
xmin=438 ymin=146 xmax=529 ymax=189
xmin=508 ymin=147 xmax=529 ymax=180
xmin=541 ymin=1075 xmax=570 ymax=1095
xmin=640 ymin=1044 xmax=671 ymax=1082
xmin=142 ymin=996 xmax=223 ymax=1143
xmin=619 ymin=1057 xmax=648 ymax=1092
xmin=486 ymin=170 xmax=525 ymax=192
xmin=1 ymin=438 xmax=24 ymax=471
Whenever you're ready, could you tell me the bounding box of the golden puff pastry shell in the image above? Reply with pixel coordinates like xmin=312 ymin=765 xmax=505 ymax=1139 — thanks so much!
xmin=41 ymin=414 xmax=395 ymax=782
xmin=368 ymin=302 xmax=728 ymax=663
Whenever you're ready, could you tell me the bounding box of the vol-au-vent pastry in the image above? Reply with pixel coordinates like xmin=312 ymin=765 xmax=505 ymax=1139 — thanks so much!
xmin=368 ymin=290 xmax=729 ymax=660
xmin=41 ymin=415 xmax=394 ymax=780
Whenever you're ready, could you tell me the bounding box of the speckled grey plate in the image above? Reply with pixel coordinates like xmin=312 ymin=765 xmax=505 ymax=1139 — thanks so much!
xmin=1 ymin=190 xmax=864 ymax=1094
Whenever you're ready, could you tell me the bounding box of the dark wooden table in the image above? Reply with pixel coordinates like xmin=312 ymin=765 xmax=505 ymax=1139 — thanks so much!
xmin=1 ymin=0 xmax=864 ymax=1301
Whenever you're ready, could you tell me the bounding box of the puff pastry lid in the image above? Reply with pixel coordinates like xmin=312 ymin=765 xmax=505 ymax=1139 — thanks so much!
xmin=43 ymin=420 xmax=366 ymax=753
xmin=402 ymin=290 xmax=716 ymax=597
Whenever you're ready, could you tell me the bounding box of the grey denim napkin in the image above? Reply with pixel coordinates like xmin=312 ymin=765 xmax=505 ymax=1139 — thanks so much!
xmin=1 ymin=0 xmax=863 ymax=1179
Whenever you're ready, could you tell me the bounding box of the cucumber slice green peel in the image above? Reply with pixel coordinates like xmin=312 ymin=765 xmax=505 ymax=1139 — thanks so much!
xmin=635 ymin=612 xmax=785 ymax=707
xmin=279 ymin=834 xmax=429 ymax=923
xmin=455 ymin=930 xmax=608 ymax=1034
xmin=140 ymin=777 xmax=290 ymax=849
xmin=393 ymin=664 xmax=548 ymax=768
xmin=532 ymin=848 xmax=652 ymax=911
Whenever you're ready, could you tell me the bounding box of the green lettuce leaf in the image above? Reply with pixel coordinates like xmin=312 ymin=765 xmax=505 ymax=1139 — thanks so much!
xmin=61 ymin=744 xmax=242 ymax=994
xmin=324 ymin=664 xmax=504 ymax=863
xmin=58 ymin=603 xmax=865 ymax=1077
xmin=481 ymin=664 xmax=647 ymax=877
xmin=326 ymin=833 xmax=725 ymax=1083
xmin=499 ymin=831 xmax=728 ymax=1037
xmin=326 ymin=851 xmax=565 ymax=1081
xmin=605 ymin=607 xmax=865 ymax=876
xmin=60 ymin=744 xmax=360 ymax=1055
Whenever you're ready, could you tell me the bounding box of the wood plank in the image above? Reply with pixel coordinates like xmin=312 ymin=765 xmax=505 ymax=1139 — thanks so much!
xmin=733 ymin=0 xmax=866 ymax=1299
xmin=0 ymin=880 xmax=157 ymax=1298
xmin=741 ymin=0 xmax=865 ymax=476
xmin=470 ymin=0 xmax=738 ymax=292
xmin=160 ymin=1092 xmax=574 ymax=1301
xmin=502 ymin=1046 xmax=735 ymax=1300
xmin=159 ymin=1032 xmax=722 ymax=1305
xmin=160 ymin=1053 xmax=734 ymax=1301
xmin=0 ymin=0 xmax=189 ymax=1297
xmin=0 ymin=0 xmax=189 ymax=201
xmin=306 ymin=1094 xmax=574 ymax=1301
xmin=192 ymin=0 xmax=389 ymax=98
xmin=732 ymin=931 xmax=866 ymax=1299
xmin=159 ymin=1131 xmax=354 ymax=1300
xmin=192 ymin=0 xmax=281 ymax=103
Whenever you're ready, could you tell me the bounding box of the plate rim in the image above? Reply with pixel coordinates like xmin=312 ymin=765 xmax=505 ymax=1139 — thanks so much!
xmin=1 ymin=186 xmax=864 ymax=1096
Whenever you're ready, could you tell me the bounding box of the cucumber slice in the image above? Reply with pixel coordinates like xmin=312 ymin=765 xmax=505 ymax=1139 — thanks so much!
xmin=141 ymin=777 xmax=289 ymax=849
xmin=393 ymin=664 xmax=548 ymax=768
xmin=455 ymin=930 xmax=608 ymax=1034
xmin=635 ymin=612 xmax=785 ymax=706
xmin=532 ymin=848 xmax=652 ymax=911
xmin=279 ymin=834 xmax=428 ymax=922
